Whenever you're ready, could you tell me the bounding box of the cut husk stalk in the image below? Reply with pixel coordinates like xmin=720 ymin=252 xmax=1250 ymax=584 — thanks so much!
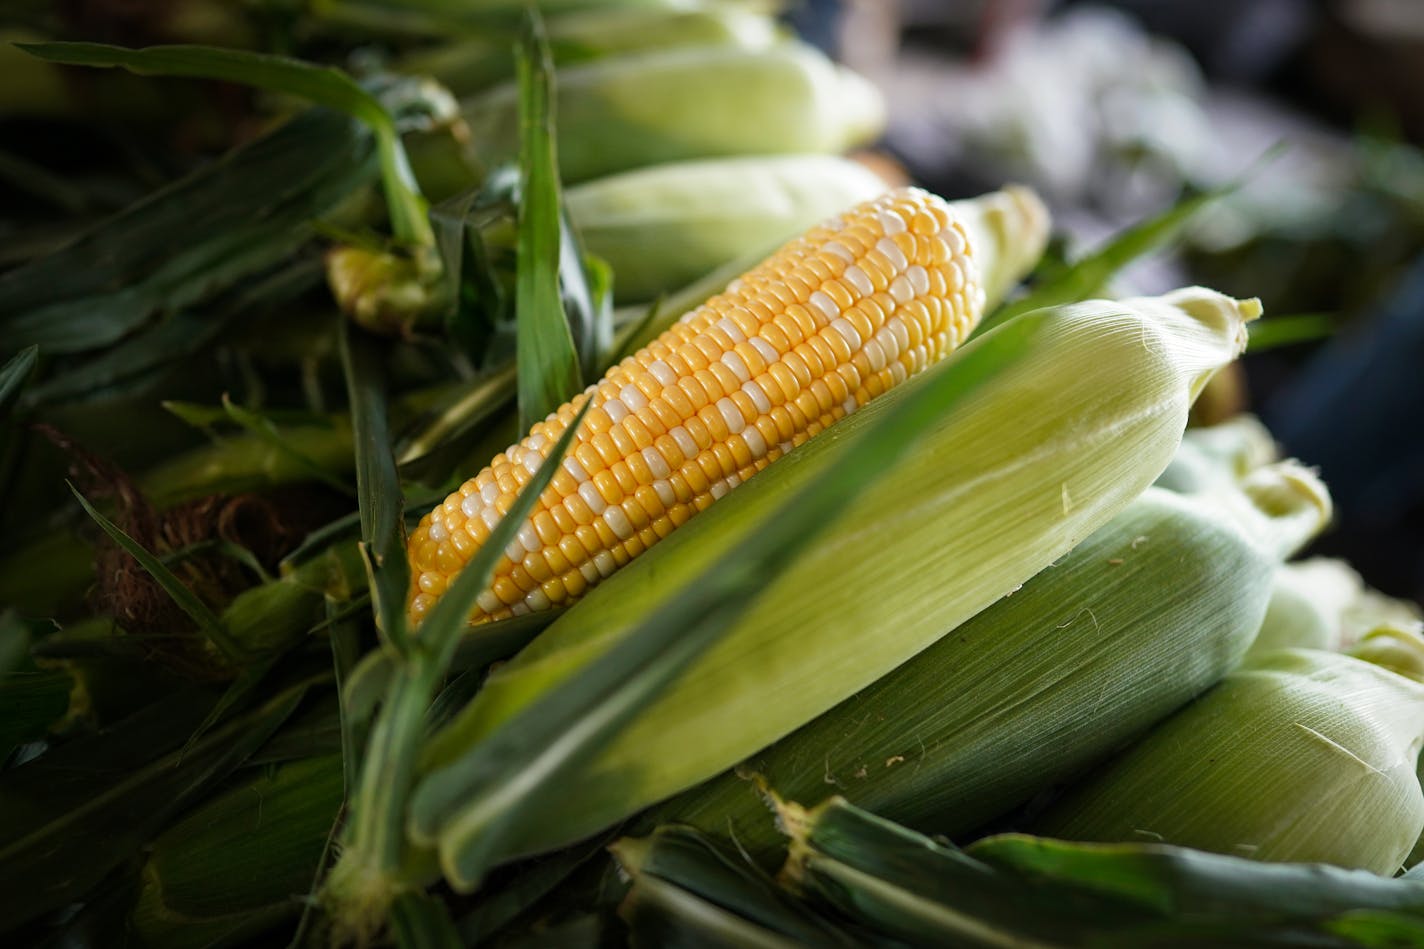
xmin=1034 ymin=631 xmax=1424 ymax=875
xmin=657 ymin=461 xmax=1330 ymax=864
xmin=411 ymin=286 xmax=1260 ymax=867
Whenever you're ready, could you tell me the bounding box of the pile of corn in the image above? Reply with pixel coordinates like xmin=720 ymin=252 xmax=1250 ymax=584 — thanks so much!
xmin=4 ymin=2 xmax=1424 ymax=947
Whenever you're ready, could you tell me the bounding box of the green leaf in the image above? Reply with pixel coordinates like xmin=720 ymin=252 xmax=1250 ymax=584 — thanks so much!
xmin=323 ymin=400 xmax=591 ymax=929
xmin=514 ymin=10 xmax=583 ymax=431
xmin=341 ymin=322 xmax=411 ymax=653
xmin=412 ymin=312 xmax=1035 ymax=889
xmin=0 ymin=109 xmax=376 ymax=356
xmin=0 ymin=346 xmax=38 ymax=420
xmin=68 ymin=482 xmax=244 ymax=663
xmin=0 ymin=680 xmax=315 ymax=931
xmin=1246 ymin=312 xmax=1336 ymax=351
xmin=222 ymin=394 xmax=356 ymax=497
xmin=391 ymin=890 xmax=463 ymax=949
xmin=19 ymin=41 xmax=432 ymax=247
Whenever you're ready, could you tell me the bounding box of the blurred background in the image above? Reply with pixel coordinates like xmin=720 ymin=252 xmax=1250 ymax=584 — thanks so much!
xmin=789 ymin=0 xmax=1424 ymax=608
xmin=2 ymin=0 xmax=1422 ymax=607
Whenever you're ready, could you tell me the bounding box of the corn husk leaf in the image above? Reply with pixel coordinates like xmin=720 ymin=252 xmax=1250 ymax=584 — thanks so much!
xmin=0 ymin=679 xmax=315 ymax=931
xmin=0 ymin=108 xmax=376 ymax=358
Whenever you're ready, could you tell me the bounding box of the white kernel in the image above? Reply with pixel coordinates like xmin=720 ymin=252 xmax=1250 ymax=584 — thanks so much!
xmin=648 ymin=359 xmax=676 ymax=386
xmin=779 ymin=441 xmax=796 ymax=454
xmin=741 ymin=379 xmax=772 ymax=413
xmin=580 ymin=562 xmax=600 ymax=583
xmin=742 ymin=426 xmax=767 ymax=458
xmin=726 ymin=277 xmax=745 ymax=293
xmin=710 ymin=480 xmax=729 ymax=500
xmin=428 ymin=521 xmax=448 ymax=542
xmin=578 ymin=481 xmax=607 ymax=515
xmin=726 ymin=473 xmax=742 ymax=488
xmin=481 ymin=482 xmax=499 ymax=503
xmin=876 ymin=237 xmax=908 ymax=272
xmin=940 ymin=226 xmax=966 ymax=255
xmin=594 ymin=551 xmax=617 ymax=577
xmin=525 ymin=588 xmax=551 ymax=611
xmin=505 ymin=539 xmax=524 ymax=562
xmin=670 ymin=425 xmax=698 ymax=459
xmin=604 ymin=505 xmax=634 ymax=540
xmin=843 ymin=397 xmax=859 ymax=415
xmin=717 ymin=397 xmax=746 ymax=435
xmin=822 ymin=241 xmax=853 ymax=261
xmin=654 ymin=480 xmax=676 ymax=507
xmin=461 ymin=494 xmax=482 ymax=517
xmin=749 ymin=336 xmax=780 ymax=363
xmin=889 ymin=275 xmax=914 ymax=304
xmin=831 ymin=317 xmax=862 ymax=350
xmin=620 ymin=384 xmax=648 ymax=412
xmin=877 ymin=210 xmax=907 ymax=235
xmin=721 ymin=351 xmax=751 ymax=383
xmin=563 ymin=456 xmax=589 ymax=483
xmin=604 ymin=397 xmax=629 ymax=423
xmin=864 ymin=337 xmax=887 ymax=373
xmin=888 ymin=317 xmax=911 ymax=352
xmin=518 ymin=522 xmax=541 ymax=553
xmin=510 ymin=601 xmax=530 ymax=616
xmin=716 ymin=317 xmax=746 ymax=344
xmin=522 ymin=451 xmax=544 ymax=476
xmin=642 ymin=446 xmax=671 ymax=480
xmin=890 ymin=361 xmax=908 ymax=385
xmin=875 ymin=328 xmax=901 ymax=363
xmin=843 ymin=265 xmax=873 ymax=296
xmin=906 ymin=265 xmax=929 ymax=296
xmin=477 ymin=591 xmax=501 ymax=614
xmin=526 ymin=433 xmax=548 ymax=451
xmin=947 ymin=259 xmax=965 ymax=292
xmin=809 ymin=290 xmax=839 ymax=321
xmin=481 ymin=507 xmax=502 ymax=530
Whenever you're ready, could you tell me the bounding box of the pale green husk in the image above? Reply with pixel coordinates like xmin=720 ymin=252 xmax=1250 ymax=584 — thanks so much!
xmin=1035 ymin=642 xmax=1424 ymax=875
xmin=564 ymin=154 xmax=888 ymax=302
xmin=658 ymin=463 xmax=1330 ymax=862
xmin=459 ymin=42 xmax=885 ymax=184
xmin=412 ymin=287 xmax=1259 ymax=872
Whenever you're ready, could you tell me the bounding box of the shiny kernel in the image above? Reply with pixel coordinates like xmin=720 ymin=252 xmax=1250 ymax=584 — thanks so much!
xmin=592 ymin=469 xmax=623 ymax=505
xmin=522 ymin=552 xmax=552 ymax=583
xmin=544 ymin=545 xmax=571 ymax=575
xmin=493 ymin=576 xmax=524 ymax=606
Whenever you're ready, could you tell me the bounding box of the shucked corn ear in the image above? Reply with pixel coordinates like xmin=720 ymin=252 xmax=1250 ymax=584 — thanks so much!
xmin=1035 ymin=629 xmax=1424 ymax=875
xmin=410 ymin=286 xmax=1261 ymax=878
xmin=657 ymin=462 xmax=1331 ymax=863
xmin=564 ymin=154 xmax=891 ymax=303
xmin=459 ymin=42 xmax=885 ymax=184
xmin=406 ymin=186 xmax=1050 ymax=626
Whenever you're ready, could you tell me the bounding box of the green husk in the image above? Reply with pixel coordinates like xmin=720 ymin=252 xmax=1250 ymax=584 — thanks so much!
xmin=458 ymin=42 xmax=885 ymax=184
xmin=1249 ymin=559 xmax=1423 ymax=659
xmin=658 ymin=463 xmax=1329 ymax=864
xmin=1155 ymin=413 xmax=1277 ymax=494
xmin=780 ymin=796 xmax=1424 ymax=947
xmin=562 ymin=154 xmax=888 ymax=302
xmin=130 ymin=754 xmax=345 ymax=949
xmin=1034 ymin=638 xmax=1424 ymax=874
xmin=413 ymin=286 xmax=1259 ymax=863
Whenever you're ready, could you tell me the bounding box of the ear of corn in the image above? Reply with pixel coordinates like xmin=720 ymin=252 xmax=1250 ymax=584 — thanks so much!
xmin=398 ymin=6 xmax=780 ymax=96
xmin=406 ymin=186 xmax=1049 ymax=627
xmin=1155 ymin=413 xmax=1277 ymax=494
xmin=459 ymin=43 xmax=886 ymax=184
xmin=564 ymin=154 xmax=890 ymax=303
xmin=1249 ymin=558 xmax=1367 ymax=657
xmin=410 ymin=285 xmax=1261 ymax=865
xmin=656 ymin=463 xmax=1330 ymax=863
xmin=1033 ymin=637 xmax=1424 ymax=874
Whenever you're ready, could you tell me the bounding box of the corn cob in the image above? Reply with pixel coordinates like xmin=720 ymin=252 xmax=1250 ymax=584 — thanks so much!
xmin=406 ymin=186 xmax=1050 ymax=627
xmin=410 ymin=286 xmax=1261 ymax=875
xmin=1034 ymin=629 xmax=1424 ymax=874
xmin=656 ymin=462 xmax=1330 ymax=864
xmin=459 ymin=42 xmax=885 ymax=184
xmin=564 ymin=154 xmax=891 ymax=303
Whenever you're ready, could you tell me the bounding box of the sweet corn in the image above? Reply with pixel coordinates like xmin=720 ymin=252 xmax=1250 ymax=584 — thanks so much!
xmin=1035 ymin=629 xmax=1424 ymax=874
xmin=459 ymin=42 xmax=886 ymax=184
xmin=412 ymin=287 xmax=1261 ymax=877
xmin=406 ymin=186 xmax=1050 ymax=626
